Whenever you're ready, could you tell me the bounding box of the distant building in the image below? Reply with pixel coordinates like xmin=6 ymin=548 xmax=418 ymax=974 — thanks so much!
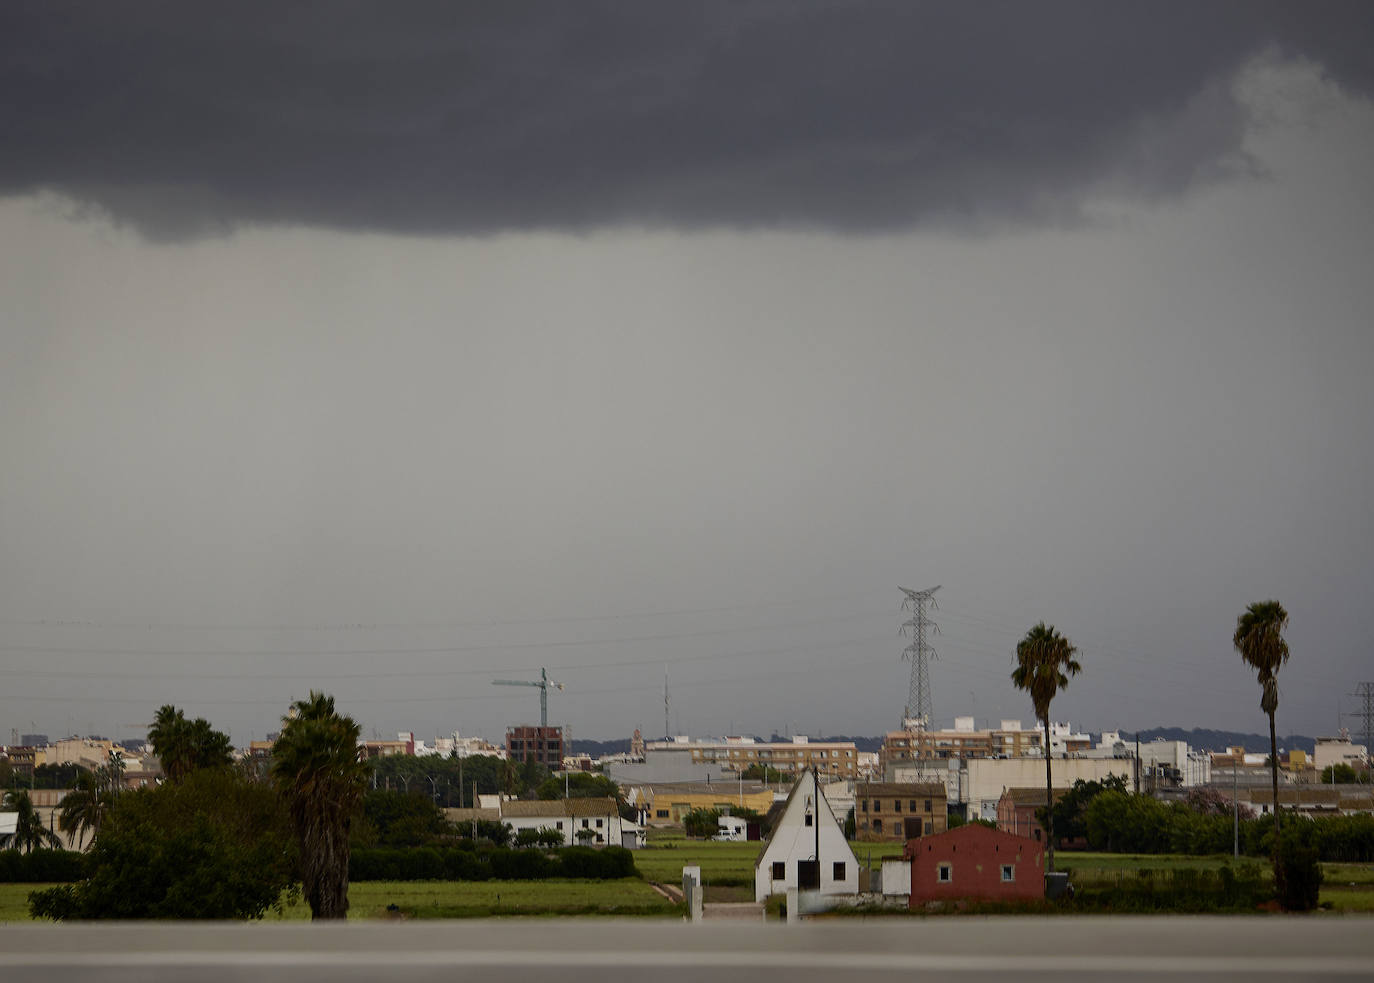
xmin=646 ymin=735 xmax=861 ymax=779
xmin=506 ymin=725 xmax=564 ymax=769
xmin=625 ymin=781 xmax=776 ymax=825
xmin=907 ymin=824 xmax=1045 ymax=906
xmin=996 ymin=787 xmax=1069 ymax=843
xmin=1314 ymin=734 xmax=1369 ymax=773
xmin=854 ymin=781 xmax=947 ymax=841
xmin=880 ymin=717 xmax=1043 ymax=775
xmin=499 ymin=797 xmax=637 ymax=847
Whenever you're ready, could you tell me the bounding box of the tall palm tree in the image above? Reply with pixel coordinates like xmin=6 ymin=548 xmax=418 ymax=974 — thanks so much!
xmin=271 ymin=692 xmax=369 ymax=920
xmin=2 ymin=789 xmax=62 ymax=853
xmin=1233 ymin=600 xmax=1289 ymax=837
xmin=1011 ymin=622 xmax=1082 ymax=873
xmin=58 ymin=768 xmax=114 ymax=849
xmin=149 ymin=705 xmax=233 ymax=783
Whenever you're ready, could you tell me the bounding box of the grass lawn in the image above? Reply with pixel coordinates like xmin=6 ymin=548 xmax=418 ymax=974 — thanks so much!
xmin=0 ymin=883 xmax=56 ymax=922
xmin=5 ymin=879 xmax=679 ymax=922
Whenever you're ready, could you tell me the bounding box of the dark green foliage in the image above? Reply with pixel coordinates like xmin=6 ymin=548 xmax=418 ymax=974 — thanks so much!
xmin=682 ymin=807 xmax=719 ymax=838
xmin=148 ymin=705 xmax=234 ymax=784
xmin=1320 ymin=764 xmax=1360 ymax=784
xmin=513 ymin=827 xmax=545 ymax=848
xmin=845 ymin=806 xmax=857 ymax=838
xmin=1273 ymin=830 xmax=1323 ymax=911
xmin=271 ymin=692 xmax=370 ymax=920
xmin=1042 ymin=776 xmax=1128 ymax=843
xmin=536 ymin=771 xmax=619 ymax=801
xmin=352 ymin=789 xmax=452 ymax=848
xmin=1084 ymin=790 xmax=1374 ymax=862
xmin=1 ymin=789 xmax=62 ymax=852
xmin=465 ymin=818 xmax=512 ymax=847
xmin=740 ymin=764 xmax=788 ymax=783
xmin=348 ymin=844 xmax=638 ymax=881
xmin=370 ymin=753 xmax=515 ymax=807
xmin=0 ymin=848 xmax=86 ymax=882
xmin=30 ymin=763 xmax=86 ymax=789
xmin=27 ymin=768 xmax=294 ymax=920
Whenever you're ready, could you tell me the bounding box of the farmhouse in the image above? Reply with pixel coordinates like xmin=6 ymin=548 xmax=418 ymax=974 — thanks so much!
xmin=753 ymin=769 xmax=858 ymax=903
xmin=906 ymin=823 xmax=1044 ymax=905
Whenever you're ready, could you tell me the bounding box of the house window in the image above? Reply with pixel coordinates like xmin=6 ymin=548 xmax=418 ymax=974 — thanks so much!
xmin=804 ymin=813 xmax=813 ymax=827
xmin=595 ymin=819 xmax=603 ymax=828
xmin=1001 ymin=865 xmax=1014 ymax=883
xmin=861 ymin=800 xmax=868 ymax=812
xmin=582 ymin=819 xmax=590 ymax=828
xmin=556 ymin=821 xmax=564 ymax=830
xmin=938 ymin=864 xmax=952 ymax=883
xmin=894 ymin=800 xmax=902 ymax=812
xmin=656 ymin=809 xmax=669 ymax=819
xmin=873 ymin=801 xmax=881 ymax=812
xmin=909 ymin=800 xmax=917 ymax=812
xmin=873 ymin=819 xmax=883 ymax=834
xmin=925 ymin=799 xmax=932 ymax=812
xmin=772 ymin=861 xmax=786 ymax=879
xmin=833 ymin=862 xmax=846 ymax=881
xmin=924 ymin=821 xmax=933 ymax=835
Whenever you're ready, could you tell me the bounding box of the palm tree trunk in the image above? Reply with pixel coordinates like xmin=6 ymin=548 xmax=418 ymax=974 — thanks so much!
xmin=1044 ymin=715 xmax=1055 ymax=873
xmin=1269 ymin=710 xmax=1280 ymax=839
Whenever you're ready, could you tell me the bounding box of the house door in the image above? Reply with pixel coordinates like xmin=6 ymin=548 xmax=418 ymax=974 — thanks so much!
xmin=904 ymin=817 xmax=923 ymax=839
xmin=797 ymin=860 xmax=820 ymax=889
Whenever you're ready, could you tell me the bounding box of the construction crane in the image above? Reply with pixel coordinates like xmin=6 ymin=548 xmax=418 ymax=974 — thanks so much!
xmin=492 ymin=667 xmax=564 ymax=728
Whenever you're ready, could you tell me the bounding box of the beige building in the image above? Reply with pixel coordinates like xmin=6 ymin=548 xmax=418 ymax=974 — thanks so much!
xmin=626 ymin=781 xmax=777 ymax=825
xmin=880 ymin=717 xmax=1043 ymax=774
xmin=854 ymin=781 xmax=947 ymax=841
xmin=650 ymin=736 xmax=861 ymax=779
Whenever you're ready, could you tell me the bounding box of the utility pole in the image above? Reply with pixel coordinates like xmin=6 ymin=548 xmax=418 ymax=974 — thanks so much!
xmin=664 ymin=667 xmax=670 ymax=741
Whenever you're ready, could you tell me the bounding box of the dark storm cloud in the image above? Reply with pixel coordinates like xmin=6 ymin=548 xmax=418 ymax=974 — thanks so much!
xmin=2 ymin=1 xmax=1371 ymax=238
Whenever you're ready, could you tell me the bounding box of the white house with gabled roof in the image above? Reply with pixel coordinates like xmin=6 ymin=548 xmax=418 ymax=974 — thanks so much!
xmin=753 ymin=768 xmax=858 ymax=903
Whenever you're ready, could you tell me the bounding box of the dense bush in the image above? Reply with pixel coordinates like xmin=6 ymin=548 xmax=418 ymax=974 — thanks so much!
xmin=1274 ymin=832 xmax=1322 ymax=911
xmin=351 ymin=789 xmax=452 ymax=848
xmin=1083 ymin=791 xmax=1374 ymax=862
xmin=1068 ymin=864 xmax=1272 ymax=913
xmin=349 ymin=844 xmax=637 ymax=881
xmin=0 ymin=849 xmax=87 ymax=883
xmin=28 ymin=769 xmax=295 ymax=921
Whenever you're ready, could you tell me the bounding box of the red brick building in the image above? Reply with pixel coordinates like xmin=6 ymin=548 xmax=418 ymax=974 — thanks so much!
xmin=905 ymin=823 xmax=1044 ymax=905
xmin=506 ymin=725 xmax=564 ymax=768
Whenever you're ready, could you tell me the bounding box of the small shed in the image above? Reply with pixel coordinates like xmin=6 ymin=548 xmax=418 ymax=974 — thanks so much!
xmin=905 ymin=823 xmax=1044 ymax=905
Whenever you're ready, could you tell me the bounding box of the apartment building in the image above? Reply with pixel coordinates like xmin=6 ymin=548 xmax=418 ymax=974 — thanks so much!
xmin=649 ymin=735 xmax=861 ymax=779
xmin=506 ymin=725 xmax=564 ymax=769
xmin=880 ymin=717 xmax=1043 ymax=774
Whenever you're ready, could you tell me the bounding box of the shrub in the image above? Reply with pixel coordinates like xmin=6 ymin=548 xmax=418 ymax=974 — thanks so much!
xmin=0 ymin=849 xmax=87 ymax=883
xmin=1274 ymin=833 xmax=1322 ymax=912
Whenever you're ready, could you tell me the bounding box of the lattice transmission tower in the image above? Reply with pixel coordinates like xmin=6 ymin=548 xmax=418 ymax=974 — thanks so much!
xmin=1350 ymin=682 xmax=1374 ymax=761
xmin=899 ymin=585 xmax=941 ymax=730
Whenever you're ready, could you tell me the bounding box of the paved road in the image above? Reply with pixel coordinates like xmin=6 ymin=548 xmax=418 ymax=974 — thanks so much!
xmin=3 ymin=916 xmax=1371 ymax=982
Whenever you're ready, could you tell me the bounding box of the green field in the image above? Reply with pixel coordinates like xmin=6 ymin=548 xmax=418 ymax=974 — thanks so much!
xmin=3 ymin=878 xmax=678 ymax=922
xmin=5 ymin=843 xmax=1373 ymax=919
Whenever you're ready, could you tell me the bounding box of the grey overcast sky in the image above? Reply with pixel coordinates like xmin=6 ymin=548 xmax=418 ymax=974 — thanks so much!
xmin=2 ymin=2 xmax=1372 ymax=748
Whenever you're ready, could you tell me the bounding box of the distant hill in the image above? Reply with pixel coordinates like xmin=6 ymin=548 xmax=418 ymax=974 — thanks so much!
xmin=1130 ymin=727 xmax=1317 ymax=755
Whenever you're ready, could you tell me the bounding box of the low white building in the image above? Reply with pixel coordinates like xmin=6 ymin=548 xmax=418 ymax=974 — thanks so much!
xmin=499 ymin=797 xmax=642 ymax=848
xmin=754 ymin=769 xmax=858 ymax=903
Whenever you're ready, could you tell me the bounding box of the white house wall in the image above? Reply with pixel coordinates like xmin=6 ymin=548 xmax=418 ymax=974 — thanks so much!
xmin=754 ymin=771 xmax=858 ymax=903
